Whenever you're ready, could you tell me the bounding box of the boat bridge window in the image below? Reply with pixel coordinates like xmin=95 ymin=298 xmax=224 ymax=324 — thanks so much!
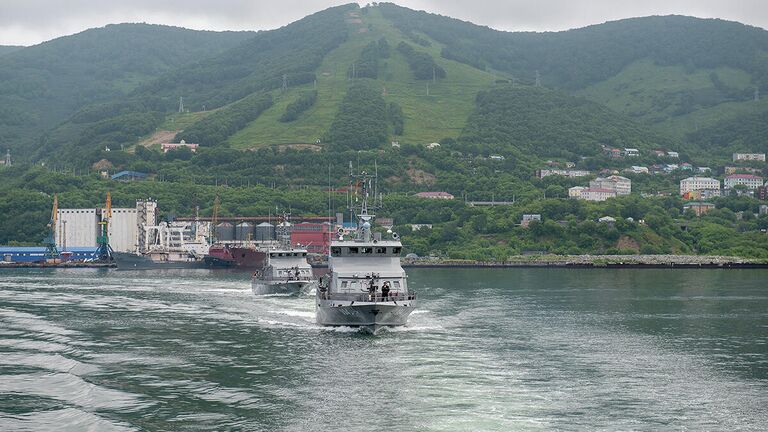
xmin=362 ymin=247 xmax=372 ymax=254
xmin=375 ymin=247 xmax=386 ymax=254
xmin=348 ymin=247 xmax=359 ymax=254
xmin=331 ymin=247 xmax=341 ymax=255
xmin=392 ymin=247 xmax=402 ymax=254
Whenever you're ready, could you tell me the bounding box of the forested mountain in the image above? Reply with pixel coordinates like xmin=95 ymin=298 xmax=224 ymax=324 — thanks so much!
xmin=0 ymin=46 xmax=23 ymax=56
xmin=4 ymin=2 xmax=768 ymax=168
xmin=456 ymin=86 xmax=674 ymax=160
xmin=378 ymin=3 xmax=768 ymax=142
xmin=36 ymin=4 xmax=355 ymax=161
xmin=0 ymin=24 xmax=255 ymax=155
xmin=379 ymin=3 xmax=768 ymax=90
xmin=3 ymin=4 xmax=768 ymax=258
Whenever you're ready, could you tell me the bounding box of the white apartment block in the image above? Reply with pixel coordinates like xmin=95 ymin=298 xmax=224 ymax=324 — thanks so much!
xmin=680 ymin=176 xmax=721 ymax=196
xmin=589 ymin=175 xmax=631 ymax=195
xmin=724 ymin=174 xmax=764 ymax=190
xmin=732 ymin=153 xmax=766 ymax=162
xmin=580 ymin=188 xmax=617 ymax=201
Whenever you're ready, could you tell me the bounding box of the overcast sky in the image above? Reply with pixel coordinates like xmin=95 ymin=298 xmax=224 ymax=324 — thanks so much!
xmin=1 ymin=0 xmax=766 ymax=46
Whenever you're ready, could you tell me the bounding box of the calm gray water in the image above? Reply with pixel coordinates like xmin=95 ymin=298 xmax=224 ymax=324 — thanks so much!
xmin=0 ymin=268 xmax=766 ymax=431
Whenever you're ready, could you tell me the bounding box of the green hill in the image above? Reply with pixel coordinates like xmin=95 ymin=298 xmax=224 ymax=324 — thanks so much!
xmin=379 ymin=3 xmax=768 ymax=143
xmin=225 ymin=6 xmax=495 ymax=149
xmin=0 ymin=46 xmax=23 ymax=56
xmin=456 ymin=85 xmax=675 ymax=160
xmin=11 ymin=2 xmax=768 ymax=169
xmin=0 ymin=24 xmax=255 ymax=156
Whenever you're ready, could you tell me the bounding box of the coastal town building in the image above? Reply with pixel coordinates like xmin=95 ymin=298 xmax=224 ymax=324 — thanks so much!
xmin=520 ymin=214 xmax=541 ymax=227
xmin=414 ymin=191 xmax=454 ymax=200
xmin=724 ymin=174 xmax=764 ymax=190
xmin=667 ymin=151 xmax=679 ymax=158
xmin=0 ymin=149 xmax=10 ymax=167
xmin=683 ymin=202 xmax=715 ymax=216
xmin=732 ymin=153 xmax=766 ymax=162
xmin=568 ymin=186 xmax=585 ymax=198
xmin=680 ymin=177 xmax=721 ymax=197
xmin=111 ymin=171 xmax=148 ymax=182
xmin=623 ymin=148 xmax=640 ymax=157
xmin=536 ymin=169 xmax=591 ymax=179
xmin=589 ymin=175 xmax=631 ymax=195
xmin=626 ymin=166 xmax=649 ymax=174
xmin=161 ymin=140 xmax=199 ymax=153
xmin=579 ymin=188 xmax=617 ymax=201
xmin=724 ymin=166 xmax=762 ymax=175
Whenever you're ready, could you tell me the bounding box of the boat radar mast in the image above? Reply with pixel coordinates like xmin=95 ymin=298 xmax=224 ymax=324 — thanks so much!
xmin=348 ymin=162 xmax=382 ymax=243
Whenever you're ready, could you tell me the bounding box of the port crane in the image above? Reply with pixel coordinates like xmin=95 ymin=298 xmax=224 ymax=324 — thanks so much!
xmin=96 ymin=192 xmax=114 ymax=262
xmin=43 ymin=194 xmax=60 ymax=259
xmin=209 ymin=194 xmax=221 ymax=243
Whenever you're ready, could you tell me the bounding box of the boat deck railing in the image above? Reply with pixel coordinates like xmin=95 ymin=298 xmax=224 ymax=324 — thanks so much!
xmin=317 ymin=291 xmax=416 ymax=302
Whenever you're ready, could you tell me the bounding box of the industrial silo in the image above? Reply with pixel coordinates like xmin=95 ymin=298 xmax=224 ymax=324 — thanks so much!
xmin=235 ymin=222 xmax=253 ymax=241
xmin=255 ymin=222 xmax=275 ymax=241
xmin=215 ymin=222 xmax=235 ymax=241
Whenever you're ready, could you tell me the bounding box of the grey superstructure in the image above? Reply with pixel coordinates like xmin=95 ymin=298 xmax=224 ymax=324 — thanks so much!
xmin=316 ymin=170 xmax=416 ymax=333
xmin=251 ymin=216 xmax=317 ymax=296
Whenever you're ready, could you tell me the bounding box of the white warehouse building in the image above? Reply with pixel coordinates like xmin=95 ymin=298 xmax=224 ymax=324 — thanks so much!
xmin=55 ymin=200 xmax=158 ymax=253
xmin=56 ymin=209 xmax=98 ymax=250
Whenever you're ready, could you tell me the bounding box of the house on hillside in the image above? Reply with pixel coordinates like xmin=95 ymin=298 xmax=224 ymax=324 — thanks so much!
xmin=111 ymin=171 xmax=148 ymax=182
xmin=415 ymin=191 xmax=454 ymax=200
xmin=683 ymin=202 xmax=715 ymax=216
xmin=161 ymin=140 xmax=199 ymax=153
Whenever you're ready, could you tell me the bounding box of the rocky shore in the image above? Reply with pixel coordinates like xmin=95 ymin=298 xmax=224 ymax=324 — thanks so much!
xmin=402 ymin=255 xmax=768 ymax=268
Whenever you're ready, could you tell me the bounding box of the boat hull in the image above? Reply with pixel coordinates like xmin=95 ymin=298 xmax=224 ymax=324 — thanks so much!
xmin=251 ymin=279 xmax=317 ymax=296
xmin=316 ymin=300 xmax=416 ymax=333
xmin=113 ymin=252 xmax=208 ymax=270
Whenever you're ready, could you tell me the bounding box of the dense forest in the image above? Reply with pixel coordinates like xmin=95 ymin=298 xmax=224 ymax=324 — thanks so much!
xmin=348 ymin=38 xmax=390 ymax=79
xmin=396 ymin=42 xmax=446 ymax=80
xmin=279 ymin=91 xmax=318 ymax=122
xmin=457 ymin=86 xmax=674 ymax=160
xmin=176 ymin=93 xmax=274 ymax=146
xmin=328 ymin=82 xmax=389 ymax=150
xmin=0 ymin=24 xmax=255 ymax=156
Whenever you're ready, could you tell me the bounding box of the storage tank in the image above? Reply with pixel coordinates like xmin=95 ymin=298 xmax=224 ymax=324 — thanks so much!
xmin=215 ymin=222 xmax=235 ymax=241
xmin=255 ymin=222 xmax=275 ymax=241
xmin=235 ymin=222 xmax=253 ymax=241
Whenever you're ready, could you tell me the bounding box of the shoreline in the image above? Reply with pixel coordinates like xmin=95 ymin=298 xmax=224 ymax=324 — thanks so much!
xmin=401 ymin=254 xmax=768 ymax=269
xmin=0 ymin=262 xmax=116 ymax=269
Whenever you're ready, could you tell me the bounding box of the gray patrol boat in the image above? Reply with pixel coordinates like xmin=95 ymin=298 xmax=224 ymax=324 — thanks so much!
xmin=251 ymin=215 xmax=317 ymax=296
xmin=316 ymin=170 xmax=416 ymax=333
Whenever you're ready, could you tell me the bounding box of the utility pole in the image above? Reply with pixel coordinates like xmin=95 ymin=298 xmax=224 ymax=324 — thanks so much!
xmin=282 ymin=74 xmax=288 ymax=93
xmin=535 ymin=70 xmax=541 ymax=87
xmin=4 ymin=149 xmax=10 ymax=167
xmin=433 ymin=66 xmax=436 ymax=83
xmin=755 ymin=88 xmax=760 ymax=102
xmin=426 ymin=81 xmax=430 ymax=96
xmin=178 ymin=97 xmax=184 ymax=113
